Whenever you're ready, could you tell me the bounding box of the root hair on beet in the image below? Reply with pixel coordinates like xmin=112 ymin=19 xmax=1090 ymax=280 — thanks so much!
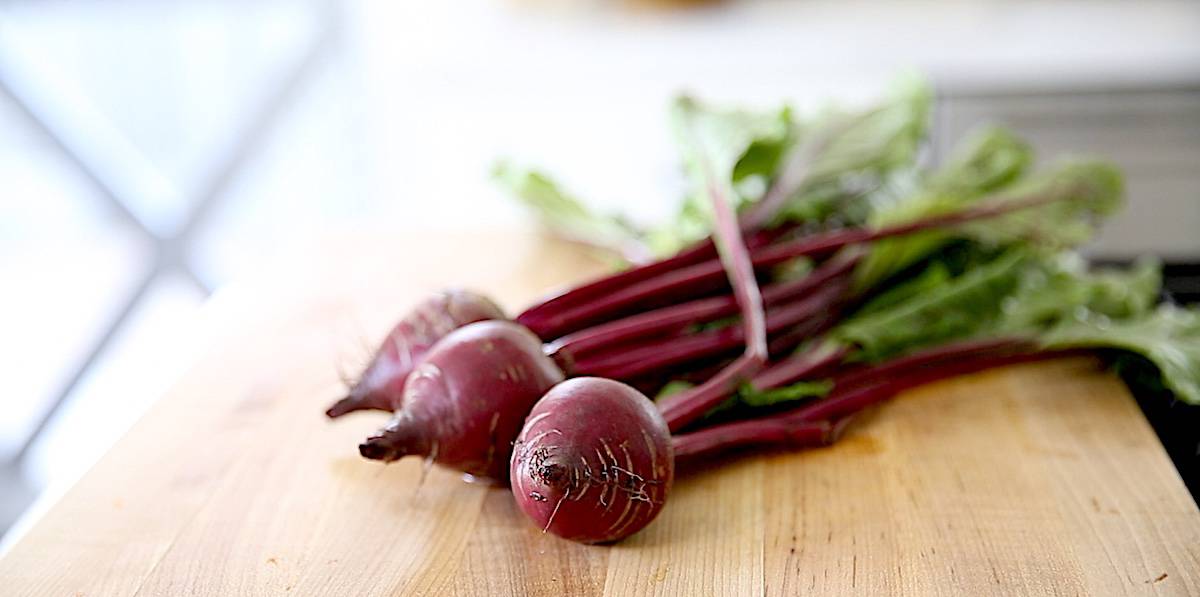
xmin=416 ymin=440 xmax=439 ymax=492
xmin=543 ymin=487 xmax=569 ymax=533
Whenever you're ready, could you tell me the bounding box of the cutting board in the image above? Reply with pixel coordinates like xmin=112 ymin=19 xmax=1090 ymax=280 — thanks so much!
xmin=2 ymin=231 xmax=1198 ymax=596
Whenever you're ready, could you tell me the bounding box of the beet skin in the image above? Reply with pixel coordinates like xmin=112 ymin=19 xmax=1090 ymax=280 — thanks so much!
xmin=510 ymin=377 xmax=673 ymax=543
xmin=327 ymin=289 xmax=504 ymax=418
xmin=359 ymin=320 xmax=562 ymax=482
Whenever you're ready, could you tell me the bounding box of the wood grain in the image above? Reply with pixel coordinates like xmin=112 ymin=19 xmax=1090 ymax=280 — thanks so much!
xmin=1 ymin=231 xmax=1198 ymax=596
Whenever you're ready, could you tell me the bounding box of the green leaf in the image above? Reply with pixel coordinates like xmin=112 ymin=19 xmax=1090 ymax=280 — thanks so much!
xmin=653 ymin=96 xmax=793 ymax=255
xmin=851 ymin=260 xmax=952 ymax=318
xmin=660 ymin=78 xmax=933 ymax=254
xmin=1080 ymin=257 xmax=1161 ymax=319
xmin=498 ymin=79 xmax=934 ymax=259
xmin=997 ymin=254 xmax=1161 ymax=333
xmin=738 ymin=379 xmax=833 ymax=407
xmin=836 ymin=250 xmax=1030 ymax=361
xmin=926 ymin=126 xmax=1033 ymax=195
xmin=654 ymin=380 xmax=695 ymax=401
xmin=492 ymin=162 xmax=649 ymax=260
xmin=854 ymin=126 xmax=1034 ymax=289
xmin=987 ymin=254 xmax=1188 ymax=404
xmin=733 ymin=123 xmax=794 ymax=185
xmin=957 ymin=159 xmax=1124 ymax=248
xmin=838 ymin=248 xmax=1186 ymax=401
xmin=1039 ymin=305 xmax=1200 ymax=404
xmin=671 ymin=95 xmax=793 ymax=187
xmin=768 ymin=77 xmax=933 ymax=229
xmin=802 ymin=75 xmax=933 ymax=189
xmin=855 ymin=157 xmax=1122 ymax=293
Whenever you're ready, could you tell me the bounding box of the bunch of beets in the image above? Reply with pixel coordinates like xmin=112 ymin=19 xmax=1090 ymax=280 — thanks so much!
xmin=323 ymin=83 xmax=1199 ymax=543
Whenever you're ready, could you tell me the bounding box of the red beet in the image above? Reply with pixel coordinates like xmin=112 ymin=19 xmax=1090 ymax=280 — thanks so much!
xmin=510 ymin=378 xmax=673 ymax=543
xmin=358 ymin=320 xmax=562 ymax=482
xmin=326 ymin=289 xmax=505 ymax=418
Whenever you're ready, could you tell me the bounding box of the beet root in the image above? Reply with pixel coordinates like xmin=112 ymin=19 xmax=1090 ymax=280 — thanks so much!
xmin=358 ymin=320 xmax=562 ymax=482
xmin=510 ymin=377 xmax=673 ymax=543
xmin=326 ymin=289 xmax=505 ymax=418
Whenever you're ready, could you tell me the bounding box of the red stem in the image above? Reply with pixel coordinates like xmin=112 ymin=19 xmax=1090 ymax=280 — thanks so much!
xmin=788 ymin=349 xmax=1069 ymax=424
xmin=659 ymin=340 xmax=846 ymax=434
xmin=524 ymin=190 xmax=1065 ymax=340
xmin=641 ymin=128 xmax=770 ymax=436
xmin=750 ymin=190 xmax=1067 ymax=266
xmin=571 ymin=281 xmax=845 ymax=380
xmin=529 ymin=255 xmax=741 ymax=340
xmin=547 ymin=254 xmax=859 ymax=364
xmin=650 ymin=288 xmax=844 ymax=432
xmin=763 ymin=305 xmax=848 ymax=358
xmin=671 ymin=417 xmax=840 ymax=465
xmin=517 ymin=227 xmax=790 ymax=339
xmin=664 ymin=338 xmax=1039 ymax=437
xmin=516 ymin=240 xmax=716 ymax=335
xmin=828 ymin=337 xmax=1033 ymax=392
xmin=740 ymin=113 xmax=860 ymax=230
xmin=519 ymin=123 xmax=834 ymax=340
xmin=748 ymin=344 xmax=851 ymax=390
xmin=671 ymin=347 xmax=1077 ymax=467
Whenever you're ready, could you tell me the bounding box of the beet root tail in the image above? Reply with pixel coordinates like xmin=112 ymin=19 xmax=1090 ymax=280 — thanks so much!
xmin=358 ymin=437 xmax=402 ymax=461
xmin=326 ymin=396 xmax=371 ymax=419
xmin=325 ymin=388 xmax=395 ymax=419
xmin=358 ymin=417 xmax=430 ymax=463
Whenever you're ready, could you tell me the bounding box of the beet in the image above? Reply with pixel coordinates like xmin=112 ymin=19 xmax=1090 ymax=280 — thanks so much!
xmin=510 ymin=378 xmax=673 ymax=543
xmin=358 ymin=320 xmax=562 ymax=482
xmin=326 ymin=289 xmax=505 ymax=418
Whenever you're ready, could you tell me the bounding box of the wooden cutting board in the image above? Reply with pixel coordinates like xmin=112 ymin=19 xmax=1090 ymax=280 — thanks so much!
xmin=2 ymin=231 xmax=1198 ymax=596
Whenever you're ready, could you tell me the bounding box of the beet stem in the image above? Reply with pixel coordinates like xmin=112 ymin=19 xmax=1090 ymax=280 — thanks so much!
xmin=517 ymin=226 xmax=794 ymax=338
xmin=671 ymin=417 xmax=835 ymax=465
xmin=529 ymin=188 xmax=1072 ymax=340
xmin=574 ymin=281 xmax=844 ymax=381
xmin=828 ymin=337 xmax=1033 ymax=392
xmin=790 ymin=349 xmax=1069 ymax=424
xmin=650 ymin=288 xmax=847 ymax=431
xmin=748 ymin=343 xmax=851 ymax=391
xmin=645 ymin=121 xmax=773 ymax=434
xmin=515 ymin=114 xmax=844 ymax=339
xmin=548 ymin=254 xmax=859 ymax=364
xmin=740 ymin=115 xmax=857 ymax=230
xmin=765 ymin=315 xmax=837 ymax=357
xmin=547 ymin=293 xmax=735 ymax=365
xmin=685 ymin=132 xmax=770 ymax=421
xmin=516 ymin=240 xmax=717 ymax=334
xmin=671 ymin=347 xmax=1075 ymax=466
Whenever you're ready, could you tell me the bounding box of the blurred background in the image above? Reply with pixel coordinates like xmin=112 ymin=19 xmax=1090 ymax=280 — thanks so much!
xmin=1 ymin=0 xmax=1198 ymax=542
